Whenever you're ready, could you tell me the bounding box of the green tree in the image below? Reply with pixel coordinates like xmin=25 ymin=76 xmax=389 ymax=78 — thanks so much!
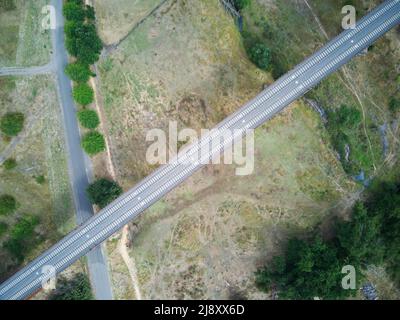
xmin=232 ymin=0 xmax=251 ymax=11
xmin=0 ymin=0 xmax=16 ymax=11
xmin=48 ymin=273 xmax=93 ymax=300
xmin=256 ymin=237 xmax=356 ymax=299
xmin=73 ymin=83 xmax=94 ymax=106
xmin=85 ymin=5 xmax=96 ymax=20
xmin=366 ymin=182 xmax=400 ymax=285
xmin=336 ymin=202 xmax=384 ymax=264
xmin=77 ymin=109 xmax=100 ymax=129
xmin=3 ymin=215 xmax=40 ymax=261
xmin=65 ymin=62 xmax=92 ymax=83
xmin=335 ymin=105 xmax=362 ymax=128
xmin=389 ymin=97 xmax=400 ymax=113
xmin=248 ymin=43 xmax=271 ymax=70
xmin=81 ymin=131 xmax=105 ymax=155
xmin=0 ymin=112 xmax=24 ymax=136
xmin=3 ymin=158 xmax=17 ymax=170
xmin=0 ymin=222 xmax=8 ymax=237
xmin=64 ymin=22 xmax=102 ymax=64
xmin=63 ymin=2 xmax=85 ymax=22
xmin=0 ymin=194 xmax=17 ymax=216
xmin=35 ymin=175 xmax=46 ymax=185
xmin=86 ymin=178 xmax=123 ymax=208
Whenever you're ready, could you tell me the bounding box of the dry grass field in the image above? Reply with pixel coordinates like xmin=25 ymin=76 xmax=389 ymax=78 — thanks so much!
xmin=0 ymin=75 xmax=74 ymax=281
xmin=0 ymin=0 xmax=51 ymax=67
xmin=93 ymin=0 xmax=365 ymax=299
xmin=93 ymin=0 xmax=165 ymax=46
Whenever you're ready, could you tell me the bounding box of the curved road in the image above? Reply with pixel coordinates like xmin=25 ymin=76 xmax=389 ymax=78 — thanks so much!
xmin=0 ymin=0 xmax=399 ymax=300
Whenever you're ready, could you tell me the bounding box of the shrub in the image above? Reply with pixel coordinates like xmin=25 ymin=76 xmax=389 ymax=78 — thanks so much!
xmin=63 ymin=2 xmax=85 ymax=22
xmin=64 ymin=22 xmax=102 ymax=64
xmin=0 ymin=222 xmax=8 ymax=237
xmin=0 ymin=112 xmax=24 ymax=136
xmin=4 ymin=215 xmax=40 ymax=262
xmin=49 ymin=273 xmax=93 ymax=300
xmin=0 ymin=194 xmax=17 ymax=216
xmin=65 ymin=62 xmax=92 ymax=83
xmin=85 ymin=5 xmax=96 ymax=20
xmin=81 ymin=131 xmax=106 ymax=155
xmin=256 ymin=236 xmax=354 ymax=299
xmin=77 ymin=109 xmax=100 ymax=129
xmin=0 ymin=0 xmax=16 ymax=12
xmin=3 ymin=158 xmax=17 ymax=170
xmin=73 ymin=83 xmax=94 ymax=106
xmin=87 ymin=178 xmax=123 ymax=208
xmin=248 ymin=43 xmax=271 ymax=70
xmin=232 ymin=0 xmax=251 ymax=10
xmin=35 ymin=175 xmax=46 ymax=184
xmin=334 ymin=105 xmax=362 ymax=128
xmin=389 ymin=97 xmax=400 ymax=113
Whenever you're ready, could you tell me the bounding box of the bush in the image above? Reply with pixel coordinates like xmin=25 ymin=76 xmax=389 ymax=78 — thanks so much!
xmin=333 ymin=105 xmax=362 ymax=128
xmin=85 ymin=5 xmax=96 ymax=20
xmin=256 ymin=236 xmax=354 ymax=299
xmin=63 ymin=2 xmax=85 ymax=22
xmin=65 ymin=62 xmax=92 ymax=83
xmin=35 ymin=175 xmax=46 ymax=184
xmin=336 ymin=202 xmax=384 ymax=265
xmin=87 ymin=178 xmax=123 ymax=208
xmin=64 ymin=22 xmax=102 ymax=64
xmin=232 ymin=0 xmax=251 ymax=10
xmin=389 ymin=97 xmax=400 ymax=113
xmin=248 ymin=43 xmax=271 ymax=70
xmin=4 ymin=215 xmax=40 ymax=262
xmin=3 ymin=158 xmax=17 ymax=170
xmin=73 ymin=83 xmax=94 ymax=106
xmin=0 ymin=222 xmax=8 ymax=237
xmin=0 ymin=194 xmax=17 ymax=216
xmin=0 ymin=0 xmax=16 ymax=11
xmin=49 ymin=273 xmax=93 ymax=300
xmin=81 ymin=131 xmax=106 ymax=155
xmin=77 ymin=109 xmax=100 ymax=129
xmin=0 ymin=112 xmax=24 ymax=136
xmin=256 ymin=179 xmax=400 ymax=298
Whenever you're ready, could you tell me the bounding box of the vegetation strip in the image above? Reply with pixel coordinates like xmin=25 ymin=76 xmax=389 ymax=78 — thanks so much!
xmin=62 ymin=0 xmax=104 ymax=156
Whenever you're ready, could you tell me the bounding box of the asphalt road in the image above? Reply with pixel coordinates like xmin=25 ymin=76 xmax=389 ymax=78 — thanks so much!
xmin=50 ymin=0 xmax=113 ymax=300
xmin=0 ymin=0 xmax=113 ymax=300
xmin=0 ymin=0 xmax=399 ymax=300
xmin=51 ymin=0 xmax=113 ymax=300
